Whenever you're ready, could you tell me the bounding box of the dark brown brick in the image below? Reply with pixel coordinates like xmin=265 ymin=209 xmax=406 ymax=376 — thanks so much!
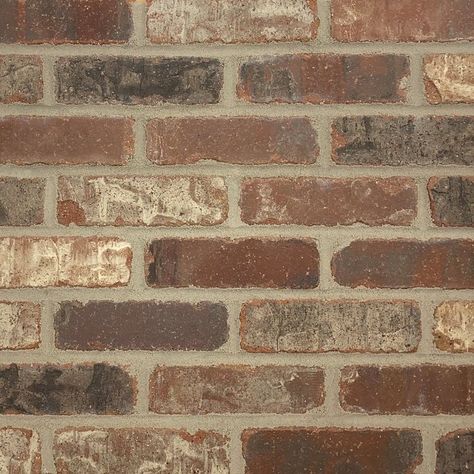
xmin=149 ymin=365 xmax=324 ymax=414
xmin=332 ymin=239 xmax=474 ymax=289
xmin=56 ymin=57 xmax=223 ymax=105
xmin=428 ymin=177 xmax=474 ymax=227
xmin=0 ymin=116 xmax=133 ymax=165
xmin=146 ymin=238 xmax=319 ymax=289
xmin=436 ymin=430 xmax=474 ymax=474
xmin=238 ymin=54 xmax=409 ymax=104
xmin=0 ymin=178 xmax=45 ymax=225
xmin=0 ymin=55 xmax=42 ymax=103
xmin=243 ymin=428 xmax=422 ymax=474
xmin=332 ymin=116 xmax=474 ymax=166
xmin=55 ymin=301 xmax=229 ymax=351
xmin=146 ymin=117 xmax=318 ymax=165
xmin=340 ymin=365 xmax=474 ymax=415
xmin=240 ymin=177 xmax=417 ymax=226
xmin=0 ymin=0 xmax=19 ymax=43
xmin=0 ymin=363 xmax=136 ymax=415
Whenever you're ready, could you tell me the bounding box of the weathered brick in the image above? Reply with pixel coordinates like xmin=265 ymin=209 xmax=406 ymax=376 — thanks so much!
xmin=238 ymin=54 xmax=409 ymax=104
xmin=149 ymin=365 xmax=324 ymax=414
xmin=0 ymin=237 xmax=132 ymax=288
xmin=241 ymin=300 xmax=421 ymax=353
xmin=0 ymin=177 xmax=45 ymax=225
xmin=331 ymin=0 xmax=474 ymax=42
xmin=428 ymin=177 xmax=474 ymax=227
xmin=55 ymin=301 xmax=228 ymax=351
xmin=340 ymin=365 xmax=474 ymax=415
xmin=332 ymin=116 xmax=474 ymax=166
xmin=57 ymin=176 xmax=228 ymax=226
xmin=0 ymin=363 xmax=136 ymax=415
xmin=424 ymin=55 xmax=474 ymax=104
xmin=0 ymin=302 xmax=41 ymax=350
xmin=434 ymin=301 xmax=474 ymax=353
xmin=147 ymin=0 xmax=318 ymax=44
xmin=332 ymin=239 xmax=474 ymax=289
xmin=146 ymin=238 xmax=319 ymax=288
xmin=54 ymin=428 xmax=229 ymax=474
xmin=436 ymin=430 xmax=474 ymax=474
xmin=0 ymin=0 xmax=132 ymax=44
xmin=0 ymin=428 xmax=41 ymax=474
xmin=0 ymin=55 xmax=42 ymax=103
xmin=146 ymin=117 xmax=318 ymax=165
xmin=243 ymin=428 xmax=422 ymax=474
xmin=56 ymin=57 xmax=223 ymax=105
xmin=240 ymin=177 xmax=417 ymax=226
xmin=0 ymin=116 xmax=133 ymax=165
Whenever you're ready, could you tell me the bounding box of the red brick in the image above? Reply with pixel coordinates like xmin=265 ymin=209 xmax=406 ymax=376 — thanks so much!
xmin=332 ymin=239 xmax=474 ymax=289
xmin=241 ymin=177 xmax=417 ymax=226
xmin=146 ymin=117 xmax=318 ymax=165
xmin=340 ymin=365 xmax=474 ymax=415
xmin=146 ymin=238 xmax=319 ymax=289
xmin=243 ymin=428 xmax=422 ymax=474
xmin=436 ymin=430 xmax=474 ymax=474
xmin=0 ymin=116 xmax=133 ymax=165
xmin=331 ymin=0 xmax=474 ymax=42
xmin=0 ymin=302 xmax=41 ymax=350
xmin=0 ymin=428 xmax=41 ymax=474
xmin=0 ymin=55 xmax=42 ymax=104
xmin=149 ymin=365 xmax=324 ymax=414
xmin=238 ymin=54 xmax=409 ymax=104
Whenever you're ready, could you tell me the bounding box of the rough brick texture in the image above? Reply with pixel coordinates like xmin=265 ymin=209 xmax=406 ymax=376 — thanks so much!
xmin=0 ymin=428 xmax=41 ymax=474
xmin=436 ymin=431 xmax=474 ymax=474
xmin=0 ymin=302 xmax=41 ymax=350
xmin=0 ymin=55 xmax=42 ymax=103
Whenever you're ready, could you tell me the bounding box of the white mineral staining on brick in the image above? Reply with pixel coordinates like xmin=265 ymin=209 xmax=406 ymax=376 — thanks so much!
xmin=0 ymin=237 xmax=131 ymax=288
xmin=434 ymin=301 xmax=474 ymax=352
xmin=0 ymin=302 xmax=40 ymax=349
xmin=0 ymin=428 xmax=41 ymax=474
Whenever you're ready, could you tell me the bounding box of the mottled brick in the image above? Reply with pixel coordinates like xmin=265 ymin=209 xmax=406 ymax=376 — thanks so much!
xmin=0 ymin=55 xmax=42 ymax=103
xmin=56 ymin=57 xmax=223 ymax=105
xmin=0 ymin=363 xmax=136 ymax=415
xmin=150 ymin=365 xmax=324 ymax=414
xmin=0 ymin=428 xmax=41 ymax=474
xmin=0 ymin=237 xmax=132 ymax=288
xmin=0 ymin=302 xmax=41 ymax=350
xmin=146 ymin=238 xmax=319 ymax=289
xmin=436 ymin=430 xmax=474 ymax=474
xmin=55 ymin=301 xmax=228 ymax=351
xmin=332 ymin=116 xmax=474 ymax=166
xmin=241 ymin=177 xmax=417 ymax=226
xmin=146 ymin=117 xmax=318 ymax=165
xmin=332 ymin=239 xmax=474 ymax=289
xmin=0 ymin=116 xmax=134 ymax=165
xmin=428 ymin=177 xmax=474 ymax=227
xmin=238 ymin=54 xmax=409 ymax=104
xmin=243 ymin=428 xmax=422 ymax=474
xmin=340 ymin=365 xmax=474 ymax=415
xmin=241 ymin=300 xmax=421 ymax=353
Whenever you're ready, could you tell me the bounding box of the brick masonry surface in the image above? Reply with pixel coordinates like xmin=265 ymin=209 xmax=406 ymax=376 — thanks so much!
xmin=0 ymin=1 xmax=473 ymax=473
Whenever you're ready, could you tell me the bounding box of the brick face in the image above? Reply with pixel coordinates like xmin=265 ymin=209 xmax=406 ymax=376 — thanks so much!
xmin=0 ymin=428 xmax=41 ymax=474
xmin=0 ymin=55 xmax=43 ymax=103
xmin=436 ymin=431 xmax=474 ymax=474
xmin=0 ymin=302 xmax=41 ymax=350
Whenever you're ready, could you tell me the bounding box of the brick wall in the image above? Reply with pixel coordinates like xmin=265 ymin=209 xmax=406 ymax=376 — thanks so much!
xmin=0 ymin=1 xmax=473 ymax=473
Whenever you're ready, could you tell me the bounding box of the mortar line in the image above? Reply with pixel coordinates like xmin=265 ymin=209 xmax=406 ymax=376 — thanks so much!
xmin=40 ymin=299 xmax=56 ymax=353
xmin=230 ymin=425 xmax=244 ymax=474
xmin=420 ymin=426 xmax=439 ymax=474
xmin=227 ymin=175 xmax=243 ymax=227
xmin=227 ymin=300 xmax=243 ymax=354
xmin=43 ymin=176 xmax=57 ymax=227
xmin=313 ymin=115 xmax=331 ymax=168
xmin=415 ymin=176 xmax=432 ymax=230
xmin=408 ymin=53 xmax=425 ymax=106
xmin=317 ymin=0 xmax=332 ymax=44
xmin=322 ymin=366 xmax=342 ymax=417
xmin=222 ymin=57 xmax=239 ymax=106
xmin=130 ymin=117 xmax=148 ymax=166
xmin=37 ymin=425 xmax=55 ymax=474
xmin=131 ymin=1 xmax=147 ymax=47
xmin=40 ymin=56 xmax=56 ymax=106
xmin=419 ymin=300 xmax=437 ymax=355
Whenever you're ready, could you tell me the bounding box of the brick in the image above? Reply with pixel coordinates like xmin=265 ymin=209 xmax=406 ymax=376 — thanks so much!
xmin=340 ymin=365 xmax=474 ymax=415
xmin=0 ymin=0 xmax=132 ymax=44
xmin=146 ymin=117 xmax=318 ymax=165
xmin=331 ymin=0 xmax=474 ymax=42
xmin=57 ymin=176 xmax=228 ymax=226
xmin=332 ymin=116 xmax=474 ymax=166
xmin=0 ymin=363 xmax=135 ymax=415
xmin=428 ymin=177 xmax=474 ymax=227
xmin=146 ymin=238 xmax=319 ymax=288
xmin=243 ymin=428 xmax=422 ymax=474
xmin=0 ymin=428 xmax=41 ymax=474
xmin=0 ymin=116 xmax=133 ymax=165
xmin=147 ymin=0 xmax=318 ymax=44
xmin=0 ymin=237 xmax=132 ymax=288
xmin=55 ymin=301 xmax=229 ymax=351
xmin=0 ymin=177 xmax=45 ymax=225
xmin=434 ymin=301 xmax=474 ymax=353
xmin=241 ymin=300 xmax=421 ymax=353
xmin=238 ymin=54 xmax=409 ymax=104
xmin=149 ymin=365 xmax=324 ymax=414
xmin=56 ymin=57 xmax=223 ymax=105
xmin=0 ymin=302 xmax=41 ymax=350
xmin=436 ymin=430 xmax=474 ymax=474
xmin=54 ymin=428 xmax=229 ymax=473
xmin=332 ymin=239 xmax=474 ymax=289
xmin=0 ymin=55 xmax=42 ymax=103
xmin=240 ymin=177 xmax=417 ymax=226
xmin=424 ymin=55 xmax=474 ymax=104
